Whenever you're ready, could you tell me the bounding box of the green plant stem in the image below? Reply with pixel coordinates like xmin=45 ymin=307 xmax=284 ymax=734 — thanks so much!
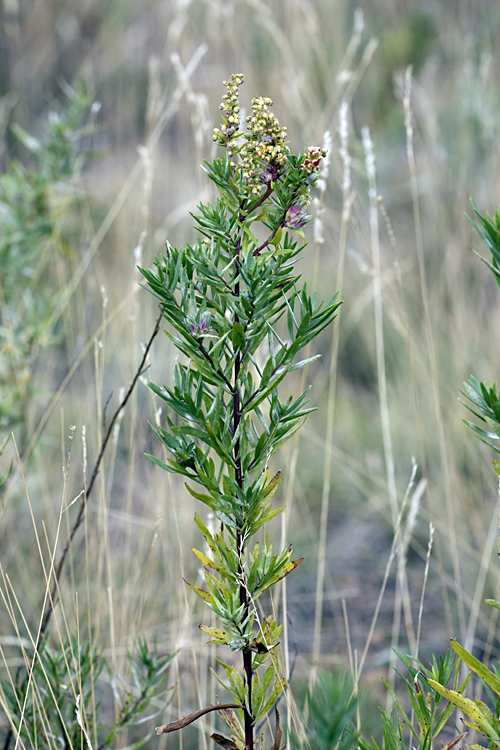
xmin=242 ymin=629 xmax=254 ymax=750
xmin=233 ymin=216 xmax=254 ymax=750
xmin=236 ymin=525 xmax=254 ymax=750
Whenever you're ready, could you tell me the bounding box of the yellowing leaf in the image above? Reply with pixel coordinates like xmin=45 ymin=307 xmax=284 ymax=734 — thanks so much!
xmin=184 ymin=579 xmax=214 ymax=605
xmin=192 ymin=547 xmax=223 ymax=573
xmin=262 ymin=471 xmax=282 ymax=501
xmin=425 ymin=678 xmax=497 ymax=737
xmin=199 ymin=625 xmax=232 ymax=645
xmin=258 ymin=558 xmax=304 ymax=595
xmin=451 ymin=640 xmax=500 ymax=697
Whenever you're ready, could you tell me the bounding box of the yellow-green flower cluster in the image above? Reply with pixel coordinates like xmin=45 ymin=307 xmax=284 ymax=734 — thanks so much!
xmin=240 ymin=96 xmax=288 ymax=195
xmin=213 ymin=76 xmax=329 ymax=201
xmin=212 ymin=73 xmax=244 ymax=163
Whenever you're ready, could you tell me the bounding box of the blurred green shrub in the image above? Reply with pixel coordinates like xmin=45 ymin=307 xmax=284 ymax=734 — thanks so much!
xmin=0 ymin=82 xmax=92 ymax=449
xmin=295 ymin=672 xmax=359 ymax=750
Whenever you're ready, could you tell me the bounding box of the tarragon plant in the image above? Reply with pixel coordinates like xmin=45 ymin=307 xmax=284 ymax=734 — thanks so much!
xmin=140 ymin=74 xmax=341 ymax=750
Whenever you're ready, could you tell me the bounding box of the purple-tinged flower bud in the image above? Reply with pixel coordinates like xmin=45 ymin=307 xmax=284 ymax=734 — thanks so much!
xmin=187 ymin=312 xmax=211 ymax=338
xmin=285 ymin=203 xmax=309 ymax=229
xmin=187 ymin=316 xmax=199 ymax=336
xmin=199 ymin=311 xmax=212 ymax=334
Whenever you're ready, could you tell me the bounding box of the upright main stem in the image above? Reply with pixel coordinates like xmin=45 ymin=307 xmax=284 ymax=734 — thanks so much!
xmin=233 ymin=233 xmax=254 ymax=750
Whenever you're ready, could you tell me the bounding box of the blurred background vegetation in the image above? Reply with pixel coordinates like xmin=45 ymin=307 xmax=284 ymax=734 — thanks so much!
xmin=2 ymin=0 xmax=500 ymax=747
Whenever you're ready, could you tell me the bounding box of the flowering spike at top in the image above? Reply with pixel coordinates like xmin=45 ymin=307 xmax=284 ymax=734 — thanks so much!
xmin=240 ymin=96 xmax=288 ymax=196
xmin=213 ymin=75 xmax=330 ymax=204
xmin=213 ymin=73 xmax=245 ymax=163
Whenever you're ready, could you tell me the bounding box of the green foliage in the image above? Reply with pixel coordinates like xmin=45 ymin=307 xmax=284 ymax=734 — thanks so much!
xmin=0 ymin=83 xmax=92 ymax=440
xmin=424 ymin=639 xmax=500 ymax=749
xmin=467 ymin=201 xmax=500 ymax=289
xmin=357 ymin=650 xmax=462 ymax=750
xmin=295 ymin=672 xmax=359 ymax=750
xmin=426 ymin=199 xmax=500 ymax=750
xmin=460 ymin=376 xmax=500 ymax=454
xmin=461 ymin=203 xmax=500 ymax=455
xmin=1 ymin=636 xmax=174 ymax=750
xmin=142 ymin=74 xmax=340 ymax=749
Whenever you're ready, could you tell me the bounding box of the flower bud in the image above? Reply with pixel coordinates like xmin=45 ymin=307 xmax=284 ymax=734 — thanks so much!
xmin=285 ymin=202 xmax=309 ymax=229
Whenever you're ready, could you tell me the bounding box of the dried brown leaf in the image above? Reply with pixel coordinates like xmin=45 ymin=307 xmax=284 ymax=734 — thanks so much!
xmin=155 ymin=703 xmax=241 ymax=735
xmin=211 ymin=733 xmax=239 ymax=750
xmin=442 ymin=732 xmax=468 ymax=750
xmin=272 ymin=707 xmax=283 ymax=750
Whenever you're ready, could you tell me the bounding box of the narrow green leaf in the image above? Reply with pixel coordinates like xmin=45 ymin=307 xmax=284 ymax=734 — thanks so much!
xmin=232 ymin=321 xmax=245 ymax=350
xmin=185 ymin=483 xmax=217 ymax=510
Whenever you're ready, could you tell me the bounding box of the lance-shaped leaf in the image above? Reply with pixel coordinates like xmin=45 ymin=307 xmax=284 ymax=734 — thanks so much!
xmin=232 ymin=321 xmax=245 ymax=350
xmin=184 ymin=580 xmax=215 ymax=606
xmin=425 ymin=677 xmax=499 ymax=740
xmin=199 ymin=625 xmax=233 ymax=646
xmin=247 ymin=505 xmax=284 ymax=538
xmin=261 ymin=470 xmax=282 ymax=501
xmin=186 ymin=483 xmax=237 ymax=528
xmin=194 ymin=513 xmax=218 ymax=555
xmin=185 ymin=483 xmax=217 ymax=511
xmin=257 ymin=556 xmax=304 ymax=597
xmin=451 ymin=640 xmax=500 ymax=697
xmin=251 ymin=665 xmax=275 ymax=719
xmin=256 ymin=676 xmax=285 ymax=721
xmin=192 ymin=547 xmax=224 ymax=574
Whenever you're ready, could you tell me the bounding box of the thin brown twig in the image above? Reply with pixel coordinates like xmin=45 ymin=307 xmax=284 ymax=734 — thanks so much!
xmin=40 ymin=310 xmax=162 ymax=637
